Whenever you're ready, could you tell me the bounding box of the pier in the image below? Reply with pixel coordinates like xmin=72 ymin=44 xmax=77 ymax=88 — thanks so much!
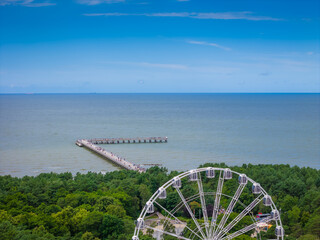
xmin=75 ymin=137 xmax=167 ymax=172
xmin=86 ymin=137 xmax=167 ymax=144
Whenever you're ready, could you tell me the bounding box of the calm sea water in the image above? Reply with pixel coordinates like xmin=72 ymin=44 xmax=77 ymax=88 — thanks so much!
xmin=0 ymin=94 xmax=319 ymax=177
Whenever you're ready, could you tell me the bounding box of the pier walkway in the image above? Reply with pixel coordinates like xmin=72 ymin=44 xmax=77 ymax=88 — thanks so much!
xmin=75 ymin=137 xmax=167 ymax=172
xmin=87 ymin=137 xmax=167 ymax=144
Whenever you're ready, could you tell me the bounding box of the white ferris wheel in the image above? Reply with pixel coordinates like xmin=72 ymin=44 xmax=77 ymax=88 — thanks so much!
xmin=133 ymin=167 xmax=284 ymax=240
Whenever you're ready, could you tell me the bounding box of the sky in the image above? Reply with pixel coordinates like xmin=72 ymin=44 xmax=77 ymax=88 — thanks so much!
xmin=0 ymin=0 xmax=319 ymax=93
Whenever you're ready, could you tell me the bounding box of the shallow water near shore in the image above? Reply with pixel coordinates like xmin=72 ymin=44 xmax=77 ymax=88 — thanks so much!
xmin=0 ymin=93 xmax=319 ymax=177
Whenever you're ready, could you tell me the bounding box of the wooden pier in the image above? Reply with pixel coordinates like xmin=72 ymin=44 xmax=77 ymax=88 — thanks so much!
xmin=87 ymin=137 xmax=167 ymax=145
xmin=75 ymin=137 xmax=167 ymax=172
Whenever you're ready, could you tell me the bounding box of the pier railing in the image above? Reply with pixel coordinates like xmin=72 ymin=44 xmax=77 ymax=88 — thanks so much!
xmin=87 ymin=137 xmax=167 ymax=144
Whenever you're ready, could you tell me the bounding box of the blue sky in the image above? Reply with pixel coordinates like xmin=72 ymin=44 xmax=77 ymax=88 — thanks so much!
xmin=0 ymin=0 xmax=319 ymax=93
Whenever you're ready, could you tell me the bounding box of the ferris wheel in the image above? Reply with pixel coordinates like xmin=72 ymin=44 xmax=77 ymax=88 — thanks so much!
xmin=133 ymin=167 xmax=284 ymax=240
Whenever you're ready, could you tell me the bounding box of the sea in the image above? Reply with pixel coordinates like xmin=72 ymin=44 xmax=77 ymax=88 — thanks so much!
xmin=0 ymin=93 xmax=319 ymax=177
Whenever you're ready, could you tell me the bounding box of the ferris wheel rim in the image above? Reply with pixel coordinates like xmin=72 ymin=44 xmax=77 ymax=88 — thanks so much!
xmin=133 ymin=167 xmax=284 ymax=240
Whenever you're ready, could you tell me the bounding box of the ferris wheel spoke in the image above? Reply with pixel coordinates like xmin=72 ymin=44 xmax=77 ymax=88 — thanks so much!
xmin=209 ymin=171 xmax=224 ymax=237
xmin=221 ymin=216 xmax=273 ymax=240
xmin=190 ymin=225 xmax=207 ymax=240
xmin=216 ymin=195 xmax=263 ymax=239
xmin=172 ymin=194 xmax=200 ymax=215
xmin=145 ymin=225 xmax=192 ymax=240
xmin=154 ymin=201 xmax=204 ymax=240
xmin=213 ymin=183 xmax=246 ymax=238
xmin=196 ymin=172 xmax=209 ymax=236
xmin=189 ymin=227 xmax=201 ymax=240
xmin=175 ymin=187 xmax=207 ymax=239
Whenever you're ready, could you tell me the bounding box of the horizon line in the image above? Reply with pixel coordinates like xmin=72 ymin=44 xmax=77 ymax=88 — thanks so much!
xmin=1 ymin=92 xmax=320 ymax=95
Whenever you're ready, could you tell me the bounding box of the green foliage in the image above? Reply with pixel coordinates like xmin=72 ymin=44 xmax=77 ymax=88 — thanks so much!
xmin=0 ymin=164 xmax=319 ymax=239
xmin=260 ymin=225 xmax=276 ymax=239
xmin=100 ymin=214 xmax=124 ymax=238
xmin=81 ymin=231 xmax=100 ymax=240
xmin=298 ymin=234 xmax=320 ymax=240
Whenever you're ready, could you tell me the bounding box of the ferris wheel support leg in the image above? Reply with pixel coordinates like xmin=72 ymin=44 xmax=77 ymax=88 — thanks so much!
xmin=213 ymin=183 xmax=246 ymax=238
xmin=217 ymin=195 xmax=263 ymax=239
xmin=197 ymin=172 xmax=210 ymax=236
xmin=209 ymin=171 xmax=225 ymax=238
xmin=154 ymin=201 xmax=204 ymax=240
xmin=221 ymin=216 xmax=273 ymax=240
xmin=176 ymin=188 xmax=207 ymax=239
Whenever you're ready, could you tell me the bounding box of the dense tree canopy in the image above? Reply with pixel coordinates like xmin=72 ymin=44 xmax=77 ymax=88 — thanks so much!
xmin=0 ymin=163 xmax=319 ymax=239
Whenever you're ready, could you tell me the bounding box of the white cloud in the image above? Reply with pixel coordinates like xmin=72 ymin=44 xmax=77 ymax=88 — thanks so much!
xmin=0 ymin=0 xmax=55 ymax=6
xmin=83 ymin=12 xmax=191 ymax=17
xmin=104 ymin=61 xmax=188 ymax=70
xmin=139 ymin=62 xmax=187 ymax=69
xmin=84 ymin=13 xmax=129 ymax=16
xmin=83 ymin=11 xmax=282 ymax=21
xmin=77 ymin=0 xmax=124 ymax=5
xmin=192 ymin=12 xmax=281 ymax=21
xmin=145 ymin=12 xmax=190 ymax=17
xmin=187 ymin=40 xmax=231 ymax=51
xmin=0 ymin=0 xmax=28 ymax=5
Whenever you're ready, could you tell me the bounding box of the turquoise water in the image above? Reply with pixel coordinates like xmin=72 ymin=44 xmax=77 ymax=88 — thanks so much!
xmin=0 ymin=93 xmax=319 ymax=177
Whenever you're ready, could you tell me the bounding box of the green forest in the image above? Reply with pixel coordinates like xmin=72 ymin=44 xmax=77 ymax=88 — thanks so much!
xmin=0 ymin=163 xmax=319 ymax=240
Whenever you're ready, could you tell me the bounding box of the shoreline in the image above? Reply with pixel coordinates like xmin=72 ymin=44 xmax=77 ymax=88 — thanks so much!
xmin=1 ymin=162 xmax=319 ymax=178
